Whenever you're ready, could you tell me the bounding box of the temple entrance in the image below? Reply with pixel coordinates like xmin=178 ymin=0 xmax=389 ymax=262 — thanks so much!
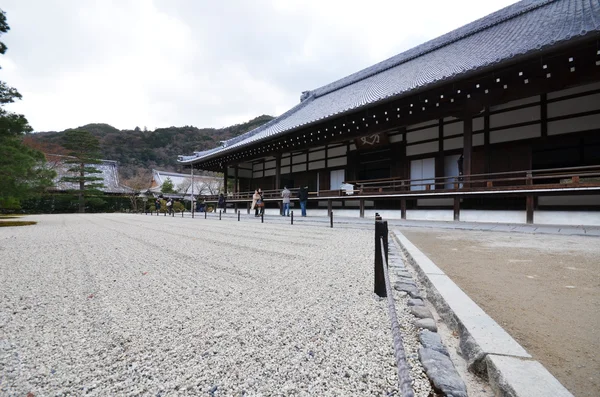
xmin=357 ymin=148 xmax=391 ymax=180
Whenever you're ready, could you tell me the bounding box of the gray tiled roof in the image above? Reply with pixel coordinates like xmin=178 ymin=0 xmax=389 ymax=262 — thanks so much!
xmin=178 ymin=0 xmax=600 ymax=164
xmin=52 ymin=159 xmax=135 ymax=194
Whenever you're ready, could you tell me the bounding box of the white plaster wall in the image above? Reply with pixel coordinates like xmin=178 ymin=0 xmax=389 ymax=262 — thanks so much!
xmin=548 ymin=113 xmax=600 ymax=135
xmin=406 ymin=141 xmax=438 ymax=156
xmin=535 ymin=211 xmax=600 ymax=226
xmin=460 ymin=210 xmax=526 ymax=223
xmin=407 ymin=126 xmax=438 ymax=143
xmin=490 ymin=106 xmax=540 ymax=128
xmin=259 ymin=208 xmax=600 ymax=226
xmin=308 ymin=160 xmax=325 ymax=170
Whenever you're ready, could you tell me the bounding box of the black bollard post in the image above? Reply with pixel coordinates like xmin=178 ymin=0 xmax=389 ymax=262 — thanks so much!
xmin=205 ymin=210 xmax=207 ymax=219
xmin=238 ymin=211 xmax=240 ymax=221
xmin=374 ymin=218 xmax=388 ymax=297
xmin=291 ymin=211 xmax=293 ymax=225
xmin=219 ymin=210 xmax=222 ymax=220
xmin=330 ymin=210 xmax=333 ymax=228
xmin=182 ymin=210 xmax=184 ymax=218
xmin=261 ymin=211 xmax=264 ymax=223
xmin=164 ymin=211 xmax=166 ymax=217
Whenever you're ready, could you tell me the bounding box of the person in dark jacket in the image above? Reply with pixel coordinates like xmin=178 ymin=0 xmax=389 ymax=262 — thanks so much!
xmin=217 ymin=193 xmax=226 ymax=213
xmin=298 ymin=186 xmax=309 ymax=217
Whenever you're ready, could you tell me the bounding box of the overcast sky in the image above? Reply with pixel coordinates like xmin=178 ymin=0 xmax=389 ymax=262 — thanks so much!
xmin=1 ymin=0 xmax=519 ymax=132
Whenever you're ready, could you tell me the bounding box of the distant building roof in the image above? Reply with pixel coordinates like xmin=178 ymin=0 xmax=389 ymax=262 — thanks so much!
xmin=51 ymin=158 xmax=135 ymax=194
xmin=150 ymin=169 xmax=221 ymax=196
xmin=178 ymin=0 xmax=600 ymax=165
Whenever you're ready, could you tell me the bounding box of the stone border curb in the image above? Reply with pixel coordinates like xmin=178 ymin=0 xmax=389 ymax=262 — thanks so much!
xmin=392 ymin=230 xmax=574 ymax=397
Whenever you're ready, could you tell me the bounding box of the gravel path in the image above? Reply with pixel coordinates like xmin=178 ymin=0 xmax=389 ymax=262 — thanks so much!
xmin=0 ymin=214 xmax=430 ymax=396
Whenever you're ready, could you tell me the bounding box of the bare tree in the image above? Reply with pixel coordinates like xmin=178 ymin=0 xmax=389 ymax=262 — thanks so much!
xmin=122 ymin=170 xmax=152 ymax=212
xmin=178 ymin=177 xmax=223 ymax=196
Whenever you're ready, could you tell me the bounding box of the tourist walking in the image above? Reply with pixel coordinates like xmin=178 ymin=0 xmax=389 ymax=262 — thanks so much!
xmin=298 ymin=186 xmax=308 ymax=217
xmin=166 ymin=198 xmax=173 ymax=215
xmin=281 ymin=186 xmax=291 ymax=216
xmin=155 ymin=198 xmax=161 ymax=214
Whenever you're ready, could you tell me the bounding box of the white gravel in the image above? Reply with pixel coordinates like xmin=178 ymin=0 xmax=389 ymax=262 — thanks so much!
xmin=0 ymin=213 xmax=431 ymax=396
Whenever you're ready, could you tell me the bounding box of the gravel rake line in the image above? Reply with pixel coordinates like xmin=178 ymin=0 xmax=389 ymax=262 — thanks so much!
xmin=380 ymin=238 xmax=415 ymax=397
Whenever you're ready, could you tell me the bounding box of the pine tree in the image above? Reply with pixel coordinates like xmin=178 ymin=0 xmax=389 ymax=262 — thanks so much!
xmin=0 ymin=9 xmax=55 ymax=210
xmin=60 ymin=129 xmax=105 ymax=213
xmin=161 ymin=177 xmax=176 ymax=194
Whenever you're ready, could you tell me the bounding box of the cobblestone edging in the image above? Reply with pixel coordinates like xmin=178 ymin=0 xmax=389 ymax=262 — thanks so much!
xmin=387 ymin=237 xmax=468 ymax=397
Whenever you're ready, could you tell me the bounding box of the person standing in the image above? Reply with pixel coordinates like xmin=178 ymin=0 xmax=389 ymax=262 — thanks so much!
xmin=155 ymin=198 xmax=161 ymax=214
xmin=257 ymin=188 xmax=265 ymax=216
xmin=217 ymin=193 xmax=226 ymax=213
xmin=298 ymin=186 xmax=308 ymax=217
xmin=252 ymin=189 xmax=261 ymax=217
xmin=281 ymin=186 xmax=291 ymax=216
xmin=166 ymin=198 xmax=173 ymax=215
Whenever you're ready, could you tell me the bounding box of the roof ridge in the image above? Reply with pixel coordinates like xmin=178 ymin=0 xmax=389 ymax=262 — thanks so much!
xmin=311 ymin=0 xmax=558 ymax=98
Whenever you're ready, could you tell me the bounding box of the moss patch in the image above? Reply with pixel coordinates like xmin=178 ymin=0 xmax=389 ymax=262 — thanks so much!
xmin=0 ymin=221 xmax=37 ymax=227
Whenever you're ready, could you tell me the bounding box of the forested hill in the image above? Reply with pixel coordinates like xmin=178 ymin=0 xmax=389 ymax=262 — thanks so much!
xmin=31 ymin=115 xmax=274 ymax=181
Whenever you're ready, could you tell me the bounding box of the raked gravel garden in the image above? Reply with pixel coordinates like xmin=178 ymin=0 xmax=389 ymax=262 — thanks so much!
xmin=0 ymin=213 xmax=432 ymax=396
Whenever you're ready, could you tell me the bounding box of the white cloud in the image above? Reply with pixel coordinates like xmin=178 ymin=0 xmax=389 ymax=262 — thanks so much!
xmin=0 ymin=0 xmax=519 ymax=132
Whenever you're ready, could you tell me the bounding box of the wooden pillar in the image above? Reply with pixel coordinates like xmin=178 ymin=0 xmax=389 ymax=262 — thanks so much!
xmin=359 ymin=199 xmax=365 ymax=218
xmin=401 ymin=199 xmax=406 ymax=220
xmin=436 ymin=119 xmax=444 ymax=189
xmin=463 ymin=115 xmax=473 ymax=180
xmin=453 ymin=197 xmax=460 ymax=221
xmin=234 ymin=165 xmax=239 ymax=195
xmin=526 ymin=171 xmax=534 ymax=224
xmin=541 ymin=94 xmax=548 ymax=138
xmin=526 ymin=196 xmax=534 ymax=224
xmin=484 ymin=107 xmax=491 ymax=174
xmin=223 ymin=164 xmax=228 ymax=195
xmin=275 ymin=155 xmax=281 ymax=191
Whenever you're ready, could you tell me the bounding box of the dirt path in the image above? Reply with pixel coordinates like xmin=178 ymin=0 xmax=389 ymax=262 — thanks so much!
xmin=400 ymin=228 xmax=600 ymax=397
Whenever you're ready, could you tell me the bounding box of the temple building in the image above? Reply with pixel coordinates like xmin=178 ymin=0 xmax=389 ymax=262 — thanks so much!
xmin=148 ymin=169 xmax=222 ymax=198
xmin=178 ymin=0 xmax=600 ymax=225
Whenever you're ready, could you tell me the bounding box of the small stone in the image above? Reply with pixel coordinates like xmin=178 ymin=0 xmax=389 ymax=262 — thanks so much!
xmin=419 ymin=330 xmax=449 ymax=357
xmin=410 ymin=306 xmax=433 ymax=319
xmin=414 ymin=318 xmax=437 ymax=332
xmin=393 ymin=282 xmax=421 ymax=298
xmin=419 ymin=347 xmax=467 ymax=397
xmin=407 ymin=298 xmax=424 ymax=306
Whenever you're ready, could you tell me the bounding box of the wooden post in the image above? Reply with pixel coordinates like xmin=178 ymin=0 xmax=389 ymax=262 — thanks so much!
xmin=374 ymin=220 xmax=388 ymax=297
xmin=247 ymin=201 xmax=250 ymax=214
xmin=219 ymin=210 xmax=222 ymax=220
xmin=205 ymin=210 xmax=207 ymax=219
xmin=453 ymin=197 xmax=460 ymax=221
xmin=275 ymin=155 xmax=281 ymax=191
xmin=360 ymin=199 xmax=365 ymax=218
xmin=401 ymin=199 xmax=406 ymax=220
xmin=223 ymin=164 xmax=228 ymax=195
xmin=238 ymin=211 xmax=240 ymax=221
xmin=234 ymin=165 xmax=239 ymax=195
xmin=526 ymin=196 xmax=534 ymax=224
xmin=330 ymin=211 xmax=333 ymax=228
xmin=327 ymin=199 xmax=332 ymax=217
xmin=463 ymin=115 xmax=473 ymax=185
xmin=291 ymin=210 xmax=294 ymax=225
